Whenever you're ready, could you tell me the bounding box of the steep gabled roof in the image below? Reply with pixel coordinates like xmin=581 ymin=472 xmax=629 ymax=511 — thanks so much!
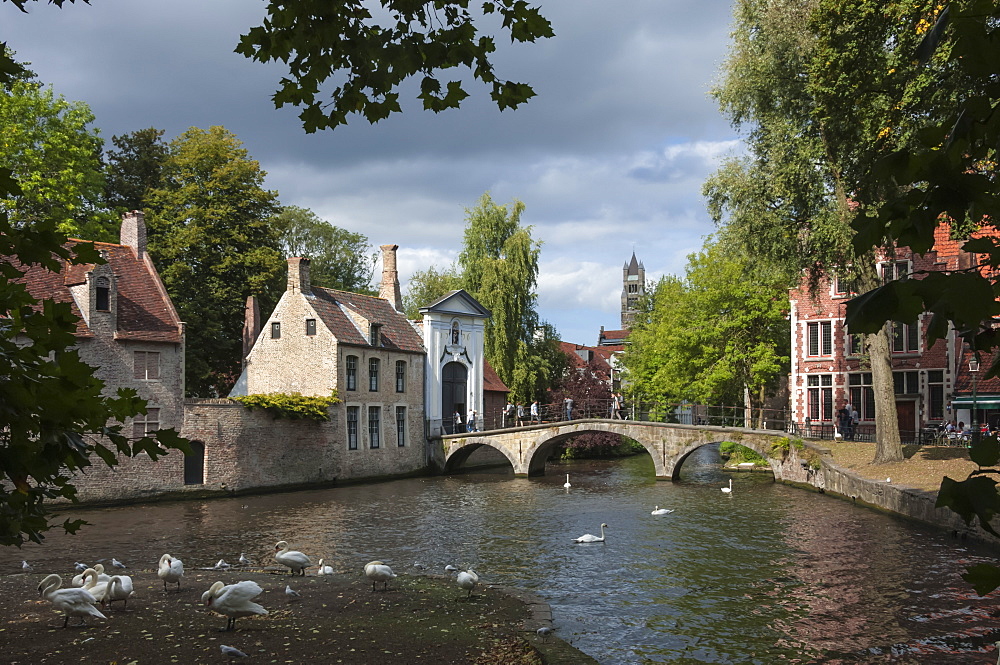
xmin=311 ymin=287 xmax=425 ymax=353
xmin=419 ymin=289 xmax=491 ymax=318
xmin=9 ymin=240 xmax=182 ymax=343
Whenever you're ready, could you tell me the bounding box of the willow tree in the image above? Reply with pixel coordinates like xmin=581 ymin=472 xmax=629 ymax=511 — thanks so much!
xmin=458 ymin=192 xmax=557 ymax=400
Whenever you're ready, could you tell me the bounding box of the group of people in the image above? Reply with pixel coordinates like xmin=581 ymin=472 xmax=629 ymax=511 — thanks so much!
xmin=837 ymin=404 xmax=860 ymax=440
xmin=503 ymin=400 xmax=541 ymax=427
xmin=457 ymin=392 xmax=629 ymax=432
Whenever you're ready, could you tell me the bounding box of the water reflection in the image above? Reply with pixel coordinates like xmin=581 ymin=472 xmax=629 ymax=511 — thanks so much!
xmin=5 ymin=446 xmax=1000 ymax=664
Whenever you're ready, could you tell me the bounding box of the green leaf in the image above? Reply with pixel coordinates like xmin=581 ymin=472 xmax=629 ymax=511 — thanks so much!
xmin=961 ymin=562 xmax=1000 ymax=596
xmin=969 ymin=436 xmax=1000 ymax=468
xmin=845 ymin=282 xmax=923 ymax=334
xmin=936 ymin=475 xmax=1000 ymax=537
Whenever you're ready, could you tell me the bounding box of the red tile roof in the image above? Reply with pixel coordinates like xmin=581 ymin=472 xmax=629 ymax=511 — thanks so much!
xmin=311 ymin=287 xmax=425 ymax=353
xmin=9 ymin=240 xmax=182 ymax=343
xmin=483 ymin=359 xmax=509 ymax=393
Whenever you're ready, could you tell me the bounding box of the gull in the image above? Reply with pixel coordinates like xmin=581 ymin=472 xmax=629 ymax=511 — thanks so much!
xmin=536 ymin=626 xmax=554 ymax=641
xmin=74 ymin=562 xmax=89 ymax=573
xmin=238 ymin=553 xmax=251 ymax=567
xmin=111 ymin=557 xmax=127 ymax=570
xmin=444 ymin=564 xmax=459 ymax=574
xmin=214 ymin=559 xmax=232 ymax=570
xmin=220 ymin=644 xmax=249 ymax=659
xmin=21 ymin=560 xmax=32 ymax=573
xmin=285 ymin=584 xmax=301 ymax=602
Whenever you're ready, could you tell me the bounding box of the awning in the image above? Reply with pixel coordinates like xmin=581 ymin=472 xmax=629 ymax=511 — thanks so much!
xmin=951 ymin=396 xmax=1000 ymax=408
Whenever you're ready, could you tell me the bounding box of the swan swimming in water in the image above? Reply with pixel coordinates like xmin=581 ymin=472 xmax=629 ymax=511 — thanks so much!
xmin=158 ymin=554 xmax=184 ymax=592
xmin=274 ymin=541 xmax=310 ymax=576
xmin=202 ymin=580 xmax=268 ymax=632
xmin=651 ymin=506 xmax=674 ymax=515
xmin=563 ymin=474 xmax=571 ymax=489
xmin=37 ymin=574 xmax=106 ymax=627
xmin=317 ymin=559 xmax=334 ymax=576
xmin=364 ymin=561 xmax=397 ymax=591
xmin=721 ymin=479 xmax=733 ymax=494
xmin=573 ymin=523 xmax=608 ymax=543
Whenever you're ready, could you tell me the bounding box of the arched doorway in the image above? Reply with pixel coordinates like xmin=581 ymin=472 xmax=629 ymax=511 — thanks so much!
xmin=442 ymin=361 xmax=468 ymax=434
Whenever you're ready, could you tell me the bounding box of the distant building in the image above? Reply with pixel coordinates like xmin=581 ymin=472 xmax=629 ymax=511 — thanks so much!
xmin=621 ymin=252 xmax=645 ymax=328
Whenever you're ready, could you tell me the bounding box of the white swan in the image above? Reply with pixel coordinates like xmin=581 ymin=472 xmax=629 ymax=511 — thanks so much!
xmin=202 ymin=580 xmax=268 ymax=632
xmin=82 ymin=568 xmax=111 ymax=604
xmin=456 ymin=569 xmax=479 ymax=598
xmin=158 ymin=553 xmax=184 ymax=592
xmin=573 ymin=523 xmax=608 ymax=543
xmin=105 ymin=575 xmax=135 ymax=610
xmin=37 ymin=574 xmax=106 ymax=627
xmin=274 ymin=541 xmax=310 ymax=576
xmin=364 ymin=561 xmax=397 ymax=591
xmin=721 ymin=479 xmax=733 ymax=494
xmin=651 ymin=506 xmax=674 ymax=515
xmin=72 ymin=563 xmax=109 ymax=588
xmin=317 ymin=558 xmax=334 ymax=576
xmin=563 ymin=474 xmax=571 ymax=489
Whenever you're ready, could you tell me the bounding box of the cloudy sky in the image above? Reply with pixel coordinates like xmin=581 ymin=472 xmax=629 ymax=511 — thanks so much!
xmin=3 ymin=0 xmax=740 ymax=344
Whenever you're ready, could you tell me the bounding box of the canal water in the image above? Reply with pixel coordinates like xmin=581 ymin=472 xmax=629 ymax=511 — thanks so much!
xmin=5 ymin=446 xmax=1000 ymax=664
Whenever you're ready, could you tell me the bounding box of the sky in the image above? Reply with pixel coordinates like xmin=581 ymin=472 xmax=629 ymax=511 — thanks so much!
xmin=2 ymin=0 xmax=741 ymax=345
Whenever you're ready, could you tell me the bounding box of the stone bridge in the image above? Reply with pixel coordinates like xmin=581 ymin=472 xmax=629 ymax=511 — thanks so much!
xmin=431 ymin=419 xmax=804 ymax=480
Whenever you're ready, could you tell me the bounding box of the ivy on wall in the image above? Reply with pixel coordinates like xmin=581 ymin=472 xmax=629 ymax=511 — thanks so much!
xmin=231 ymin=393 xmax=340 ymax=421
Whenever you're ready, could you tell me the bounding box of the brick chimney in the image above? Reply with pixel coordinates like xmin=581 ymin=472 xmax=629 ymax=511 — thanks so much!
xmin=378 ymin=244 xmax=403 ymax=312
xmin=120 ymin=210 xmax=147 ymax=258
xmin=242 ymin=295 xmax=261 ymax=367
xmin=287 ymin=257 xmax=312 ymax=295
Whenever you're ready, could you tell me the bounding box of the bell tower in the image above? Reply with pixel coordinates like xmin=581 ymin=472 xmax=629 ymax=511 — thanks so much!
xmin=621 ymin=252 xmax=645 ymax=327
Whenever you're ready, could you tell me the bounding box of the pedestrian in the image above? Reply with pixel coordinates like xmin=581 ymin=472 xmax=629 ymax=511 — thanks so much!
xmin=617 ymin=392 xmax=627 ymax=420
xmin=838 ymin=404 xmax=853 ymax=441
xmin=611 ymin=392 xmax=622 ymax=419
xmin=503 ymin=400 xmax=514 ymax=427
xmin=453 ymin=409 xmax=463 ymax=434
xmin=516 ymin=402 xmax=525 ymax=427
xmin=467 ymin=408 xmax=478 ymax=432
xmin=564 ymin=396 xmax=573 ymax=421
xmin=850 ymin=404 xmax=859 ymax=439
xmin=530 ymin=400 xmax=540 ymax=424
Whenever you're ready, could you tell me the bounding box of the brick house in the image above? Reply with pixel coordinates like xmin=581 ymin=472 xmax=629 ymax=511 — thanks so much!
xmin=788 ymin=223 xmax=983 ymax=439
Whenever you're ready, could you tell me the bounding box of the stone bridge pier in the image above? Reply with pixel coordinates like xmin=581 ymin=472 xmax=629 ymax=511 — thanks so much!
xmin=430 ymin=419 xmax=802 ymax=481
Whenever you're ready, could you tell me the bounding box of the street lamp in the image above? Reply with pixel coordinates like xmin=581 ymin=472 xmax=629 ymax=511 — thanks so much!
xmin=970 ymin=358 xmax=980 ymax=446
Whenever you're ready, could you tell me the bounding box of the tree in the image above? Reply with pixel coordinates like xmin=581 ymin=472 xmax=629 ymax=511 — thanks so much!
xmin=103 ymin=127 xmax=168 ymax=215
xmin=235 ymin=0 xmax=554 ymax=132
xmin=145 ymin=126 xmax=284 ymax=396
xmin=403 ymin=263 xmax=463 ymax=318
xmin=0 ymin=57 xmax=114 ymax=240
xmin=458 ymin=192 xmax=555 ymax=400
xmin=0 ymin=45 xmax=186 ymax=547
xmin=271 ymin=205 xmax=376 ymax=293
xmin=549 ymin=355 xmax=621 ymax=455
xmin=623 ymin=239 xmax=790 ymax=424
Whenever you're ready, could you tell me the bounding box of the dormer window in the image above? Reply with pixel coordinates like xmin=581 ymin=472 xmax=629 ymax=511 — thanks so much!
xmin=369 ymin=322 xmax=382 ymax=347
xmin=306 ymin=318 xmax=316 ymax=336
xmin=95 ymin=277 xmax=110 ymax=312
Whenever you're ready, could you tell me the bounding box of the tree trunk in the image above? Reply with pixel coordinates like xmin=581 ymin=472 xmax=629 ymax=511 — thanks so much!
xmin=868 ymin=324 xmax=903 ymax=463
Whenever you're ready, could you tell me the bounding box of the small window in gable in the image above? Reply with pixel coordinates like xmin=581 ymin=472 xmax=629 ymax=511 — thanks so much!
xmin=271 ymin=322 xmax=281 ymax=339
xmin=369 ymin=322 xmax=382 ymax=347
xmin=95 ymin=276 xmax=110 ymax=312
xmin=306 ymin=318 xmax=316 ymax=336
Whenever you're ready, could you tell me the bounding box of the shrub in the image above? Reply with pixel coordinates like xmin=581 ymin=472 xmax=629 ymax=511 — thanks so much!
xmin=231 ymin=392 xmax=340 ymax=421
xmin=719 ymin=441 xmax=767 ymax=465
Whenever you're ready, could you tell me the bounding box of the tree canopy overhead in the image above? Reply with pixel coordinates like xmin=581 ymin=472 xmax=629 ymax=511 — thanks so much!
xmin=236 ymin=0 xmax=554 ymax=132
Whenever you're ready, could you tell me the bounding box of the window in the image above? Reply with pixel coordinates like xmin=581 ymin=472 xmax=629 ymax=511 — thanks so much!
xmin=627 ymin=283 xmax=639 ymax=293
xmin=345 ymin=356 xmax=357 ymax=391
xmin=306 ymin=318 xmax=316 ymax=336
xmin=893 ymin=370 xmax=920 ymax=395
xmin=368 ymin=406 xmax=381 ymax=448
xmin=847 ymin=333 xmax=865 ymax=357
xmin=928 ymin=370 xmax=945 ymax=420
xmin=807 ymin=375 xmax=833 ymax=421
xmin=134 ymin=351 xmax=160 ymax=380
xmin=369 ymin=358 xmax=380 ymax=391
xmin=133 ymin=407 xmax=160 ymax=439
xmin=848 ymin=373 xmax=875 ymax=421
xmin=627 ymin=297 xmax=638 ymax=309
xmin=807 ymin=321 xmax=833 ymax=357
xmin=395 ymin=360 xmax=406 ymax=392
xmin=396 ymin=406 xmax=406 ymax=446
xmin=369 ymin=322 xmax=382 ymax=347
xmin=881 ymin=260 xmax=909 ymax=283
xmin=346 ymin=406 xmax=359 ymax=450
xmin=891 ymin=321 xmax=919 ymax=353
xmin=95 ymin=276 xmax=110 ymax=311
xmin=271 ymin=322 xmax=281 ymax=339
xmin=833 ymin=273 xmax=856 ymax=296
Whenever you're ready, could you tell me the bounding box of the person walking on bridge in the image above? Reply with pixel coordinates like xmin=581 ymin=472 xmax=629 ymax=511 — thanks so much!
xmin=530 ymin=400 xmax=540 ymax=425
xmin=564 ymin=396 xmax=574 ymax=421
xmin=516 ymin=402 xmax=525 ymax=427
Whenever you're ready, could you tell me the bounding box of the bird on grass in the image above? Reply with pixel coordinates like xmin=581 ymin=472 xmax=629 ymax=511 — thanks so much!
xmin=573 ymin=523 xmax=608 ymax=543
xmin=221 ymin=644 xmax=248 ymax=659
xmin=111 ymin=557 xmax=127 ymax=570
xmin=21 ymin=560 xmax=32 ymax=574
xmin=202 ymin=580 xmax=268 ymax=632
xmin=364 ymin=561 xmax=397 ymax=591
xmin=285 ymin=584 xmax=301 ymax=602
xmin=274 ymin=541 xmax=310 ymax=576
xmin=37 ymin=574 xmax=106 ymax=628
xmin=238 ymin=553 xmax=252 ymax=567
xmin=317 ymin=559 xmax=334 ymax=576
xmin=158 ymin=554 xmax=184 ymax=592
xmin=455 ymin=569 xmax=479 ymax=598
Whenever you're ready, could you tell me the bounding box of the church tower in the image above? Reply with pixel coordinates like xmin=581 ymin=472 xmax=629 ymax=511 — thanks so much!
xmin=621 ymin=252 xmax=645 ymax=327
